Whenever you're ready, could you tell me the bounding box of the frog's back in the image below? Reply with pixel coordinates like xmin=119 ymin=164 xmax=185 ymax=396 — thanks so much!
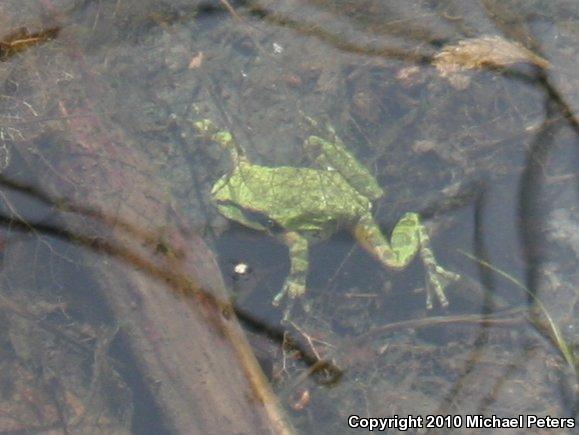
xmin=213 ymin=164 xmax=371 ymax=234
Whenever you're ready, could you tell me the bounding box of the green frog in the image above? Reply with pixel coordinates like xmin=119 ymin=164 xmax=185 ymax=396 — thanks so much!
xmin=195 ymin=119 xmax=460 ymax=320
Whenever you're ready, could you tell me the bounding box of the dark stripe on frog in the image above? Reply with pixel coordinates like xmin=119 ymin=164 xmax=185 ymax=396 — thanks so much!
xmin=214 ymin=199 xmax=285 ymax=234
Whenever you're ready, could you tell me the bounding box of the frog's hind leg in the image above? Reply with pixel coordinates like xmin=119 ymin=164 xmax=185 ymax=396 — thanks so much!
xmin=353 ymin=212 xmax=460 ymax=309
xmin=304 ymin=135 xmax=384 ymax=201
xmin=272 ymin=231 xmax=311 ymax=321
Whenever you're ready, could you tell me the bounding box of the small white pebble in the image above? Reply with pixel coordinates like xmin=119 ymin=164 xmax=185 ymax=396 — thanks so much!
xmin=234 ymin=262 xmax=250 ymax=275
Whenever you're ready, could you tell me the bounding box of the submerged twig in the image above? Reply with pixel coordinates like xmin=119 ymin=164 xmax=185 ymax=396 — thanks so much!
xmin=0 ymin=27 xmax=60 ymax=61
xmin=218 ymin=0 xmax=244 ymax=22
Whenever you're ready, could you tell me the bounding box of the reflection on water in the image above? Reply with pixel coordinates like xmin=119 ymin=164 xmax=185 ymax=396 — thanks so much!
xmin=0 ymin=0 xmax=577 ymax=433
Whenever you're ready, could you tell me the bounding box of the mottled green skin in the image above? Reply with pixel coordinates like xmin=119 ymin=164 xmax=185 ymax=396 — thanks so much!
xmin=196 ymin=119 xmax=460 ymax=320
xmin=212 ymin=163 xmax=371 ymax=237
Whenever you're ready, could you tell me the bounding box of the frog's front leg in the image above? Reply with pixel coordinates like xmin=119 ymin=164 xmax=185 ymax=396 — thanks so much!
xmin=272 ymin=231 xmax=310 ymax=321
xmin=354 ymin=212 xmax=460 ymax=309
xmin=193 ymin=118 xmax=247 ymax=166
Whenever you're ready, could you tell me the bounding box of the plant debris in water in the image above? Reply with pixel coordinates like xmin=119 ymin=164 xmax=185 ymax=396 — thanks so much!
xmin=433 ymin=35 xmax=550 ymax=89
xmin=0 ymin=27 xmax=60 ymax=61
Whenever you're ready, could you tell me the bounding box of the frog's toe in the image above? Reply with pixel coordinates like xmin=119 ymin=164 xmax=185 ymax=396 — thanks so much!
xmin=273 ymin=280 xmax=306 ymax=306
xmin=275 ymin=280 xmax=308 ymax=322
xmin=425 ymin=265 xmax=460 ymax=309
xmin=281 ymin=295 xmax=311 ymax=323
xmin=282 ymin=298 xmax=296 ymax=323
xmin=424 ymin=277 xmax=442 ymax=310
xmin=272 ymin=290 xmax=285 ymax=307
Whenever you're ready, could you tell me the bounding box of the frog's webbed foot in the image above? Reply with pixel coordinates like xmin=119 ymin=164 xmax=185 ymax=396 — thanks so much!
xmin=417 ymin=226 xmax=461 ymax=309
xmin=423 ymin=262 xmax=461 ymax=310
